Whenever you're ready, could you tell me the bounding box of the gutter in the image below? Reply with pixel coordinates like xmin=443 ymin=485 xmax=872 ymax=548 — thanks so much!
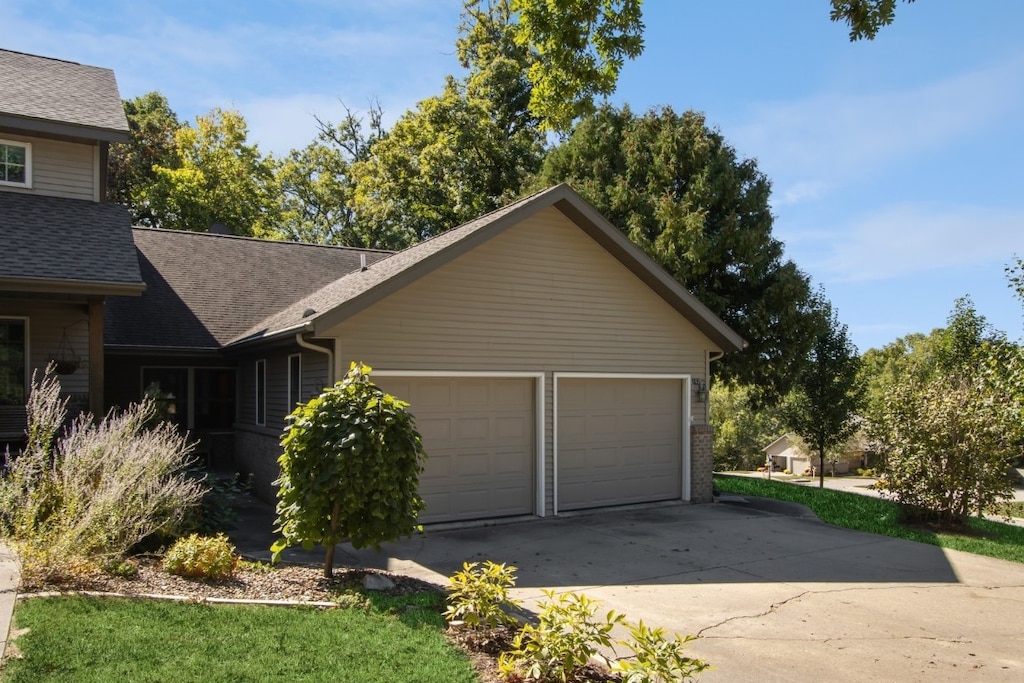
xmin=295 ymin=331 xmax=335 ymax=385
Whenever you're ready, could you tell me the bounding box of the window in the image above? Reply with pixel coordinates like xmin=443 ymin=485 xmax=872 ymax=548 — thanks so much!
xmin=255 ymin=360 xmax=266 ymax=426
xmin=0 ymin=319 xmax=27 ymax=406
xmin=142 ymin=367 xmax=237 ymax=431
xmin=0 ymin=140 xmax=31 ymax=188
xmin=288 ymin=354 xmax=302 ymax=411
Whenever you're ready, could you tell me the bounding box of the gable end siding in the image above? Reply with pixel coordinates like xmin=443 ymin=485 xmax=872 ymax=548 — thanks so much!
xmin=0 ymin=133 xmax=97 ymax=200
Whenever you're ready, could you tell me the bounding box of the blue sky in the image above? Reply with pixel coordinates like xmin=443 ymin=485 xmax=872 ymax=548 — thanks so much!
xmin=3 ymin=0 xmax=1023 ymax=352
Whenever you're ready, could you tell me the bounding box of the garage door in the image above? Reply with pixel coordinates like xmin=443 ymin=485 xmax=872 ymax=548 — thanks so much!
xmin=374 ymin=376 xmax=535 ymax=523
xmin=557 ymin=377 xmax=683 ymax=511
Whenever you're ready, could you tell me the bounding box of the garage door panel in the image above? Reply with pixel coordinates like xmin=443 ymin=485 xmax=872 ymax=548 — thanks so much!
xmin=558 ymin=378 xmax=682 ymax=511
xmin=376 ymin=376 xmax=534 ymax=523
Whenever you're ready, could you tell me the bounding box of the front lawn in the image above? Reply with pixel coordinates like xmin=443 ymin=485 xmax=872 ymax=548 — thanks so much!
xmin=4 ymin=594 xmax=478 ymax=683
xmin=715 ymin=474 xmax=1024 ymax=564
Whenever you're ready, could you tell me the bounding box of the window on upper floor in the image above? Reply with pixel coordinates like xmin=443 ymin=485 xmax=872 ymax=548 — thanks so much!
xmin=0 ymin=140 xmax=31 ymax=188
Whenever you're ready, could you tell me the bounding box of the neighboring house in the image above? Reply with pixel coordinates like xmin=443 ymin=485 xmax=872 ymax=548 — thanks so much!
xmin=2 ymin=49 xmax=748 ymax=525
xmin=763 ymin=433 xmax=867 ymax=475
xmin=0 ymin=49 xmax=144 ymax=444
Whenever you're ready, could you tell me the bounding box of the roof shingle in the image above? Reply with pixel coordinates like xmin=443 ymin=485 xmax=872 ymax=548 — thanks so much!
xmin=0 ymin=192 xmax=143 ymax=294
xmin=0 ymin=49 xmax=128 ymax=140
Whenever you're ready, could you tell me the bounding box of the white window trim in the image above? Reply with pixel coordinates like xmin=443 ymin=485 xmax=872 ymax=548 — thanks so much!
xmin=255 ymin=359 xmax=267 ymax=426
xmin=0 ymin=139 xmax=32 ymax=189
xmin=287 ymin=353 xmax=302 ymax=411
xmin=0 ymin=317 xmax=29 ymax=406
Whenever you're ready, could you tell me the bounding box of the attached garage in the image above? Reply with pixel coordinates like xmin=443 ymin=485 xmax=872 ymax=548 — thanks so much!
xmin=374 ymin=375 xmax=540 ymax=524
xmin=556 ymin=375 xmax=686 ymax=512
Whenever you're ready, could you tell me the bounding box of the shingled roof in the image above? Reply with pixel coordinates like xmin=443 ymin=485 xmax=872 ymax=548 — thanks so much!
xmin=230 ymin=184 xmax=747 ymax=353
xmin=0 ymin=49 xmax=129 ymax=142
xmin=104 ymin=229 xmax=391 ymax=351
xmin=0 ymin=192 xmax=144 ymax=295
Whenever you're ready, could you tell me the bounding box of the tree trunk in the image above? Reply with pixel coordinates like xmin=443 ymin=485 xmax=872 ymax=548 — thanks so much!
xmin=323 ymin=500 xmax=342 ymax=578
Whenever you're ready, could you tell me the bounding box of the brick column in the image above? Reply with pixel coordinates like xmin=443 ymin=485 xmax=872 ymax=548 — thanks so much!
xmin=690 ymin=424 xmax=714 ymax=503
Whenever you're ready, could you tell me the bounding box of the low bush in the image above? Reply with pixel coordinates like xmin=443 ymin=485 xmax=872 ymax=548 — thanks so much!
xmin=0 ymin=368 xmax=205 ymax=584
xmin=444 ymin=560 xmax=521 ymax=629
xmin=612 ymin=620 xmax=710 ymax=683
xmin=163 ymin=533 xmax=239 ymax=579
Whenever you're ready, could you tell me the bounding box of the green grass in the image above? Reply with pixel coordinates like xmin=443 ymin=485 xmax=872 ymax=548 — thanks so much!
xmin=715 ymin=474 xmax=1024 ymax=564
xmin=4 ymin=593 xmax=478 ymax=683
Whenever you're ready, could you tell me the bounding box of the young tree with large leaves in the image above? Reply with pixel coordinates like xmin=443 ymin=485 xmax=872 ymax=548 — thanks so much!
xmin=534 ymin=104 xmax=818 ymax=404
xmin=782 ymin=299 xmax=865 ymax=488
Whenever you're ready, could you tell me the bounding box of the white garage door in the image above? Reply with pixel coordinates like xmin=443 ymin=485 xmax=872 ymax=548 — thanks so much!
xmin=374 ymin=376 xmax=535 ymax=523
xmin=557 ymin=377 xmax=683 ymax=511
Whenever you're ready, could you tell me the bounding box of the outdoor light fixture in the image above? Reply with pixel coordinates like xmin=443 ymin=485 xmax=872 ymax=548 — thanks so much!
xmin=692 ymin=377 xmax=707 ymax=403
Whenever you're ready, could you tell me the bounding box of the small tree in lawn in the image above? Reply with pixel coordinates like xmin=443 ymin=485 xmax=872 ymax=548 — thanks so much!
xmin=783 ymin=298 xmax=864 ymax=488
xmin=271 ymin=362 xmax=427 ymax=577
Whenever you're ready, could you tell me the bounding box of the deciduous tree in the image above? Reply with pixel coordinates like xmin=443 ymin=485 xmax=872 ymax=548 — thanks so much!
xmin=534 ymin=104 xmax=818 ymax=404
xmin=272 ymin=363 xmax=427 ymax=577
xmin=782 ymin=299 xmax=865 ymax=488
xmin=144 ymin=108 xmax=278 ymax=236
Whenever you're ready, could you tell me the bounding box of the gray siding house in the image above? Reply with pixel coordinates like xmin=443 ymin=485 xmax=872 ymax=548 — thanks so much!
xmin=0 ymin=49 xmax=144 ymax=441
xmin=2 ymin=49 xmax=746 ymax=525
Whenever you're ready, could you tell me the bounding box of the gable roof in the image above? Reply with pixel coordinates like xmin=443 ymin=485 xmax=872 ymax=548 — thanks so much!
xmin=230 ymin=184 xmax=746 ymax=353
xmin=104 ymin=229 xmax=391 ymax=351
xmin=0 ymin=192 xmax=144 ymax=296
xmin=0 ymin=49 xmax=129 ymax=143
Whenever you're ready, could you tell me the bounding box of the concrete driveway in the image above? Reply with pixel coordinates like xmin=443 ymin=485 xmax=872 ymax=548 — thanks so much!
xmin=235 ymin=497 xmax=1024 ymax=682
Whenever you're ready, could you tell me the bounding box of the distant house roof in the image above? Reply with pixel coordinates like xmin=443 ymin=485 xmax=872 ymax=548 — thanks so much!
xmin=230 ymin=184 xmax=748 ymax=353
xmin=0 ymin=192 xmax=144 ymax=296
xmin=0 ymin=49 xmax=129 ymax=143
xmin=104 ymin=229 xmax=391 ymax=351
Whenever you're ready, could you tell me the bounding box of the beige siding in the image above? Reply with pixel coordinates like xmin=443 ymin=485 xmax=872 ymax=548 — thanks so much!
xmin=329 ymin=207 xmax=717 ymax=514
xmin=0 ymin=133 xmax=97 ymax=201
xmin=0 ymin=299 xmax=90 ymax=401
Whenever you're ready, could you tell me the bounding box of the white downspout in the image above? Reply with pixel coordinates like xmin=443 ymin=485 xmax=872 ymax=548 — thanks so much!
xmin=295 ymin=332 xmax=335 ymax=385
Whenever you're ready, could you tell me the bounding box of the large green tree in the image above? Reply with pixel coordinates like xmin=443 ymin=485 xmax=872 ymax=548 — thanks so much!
xmin=782 ymin=299 xmax=865 ymax=488
xmin=534 ymin=104 xmax=818 ymax=403
xmin=352 ymin=1 xmax=546 ymax=248
xmin=268 ymin=106 xmax=383 ymax=246
xmin=830 ymin=0 xmax=918 ymax=41
xmin=710 ymin=380 xmax=786 ymax=471
xmin=107 ymin=91 xmax=182 ymax=225
xmin=144 ymin=108 xmax=278 ymax=236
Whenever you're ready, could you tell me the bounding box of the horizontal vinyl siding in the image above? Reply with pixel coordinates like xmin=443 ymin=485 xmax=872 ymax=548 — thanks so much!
xmin=0 ymin=299 xmax=90 ymax=400
xmin=335 ymin=207 xmax=711 ymax=375
xmin=331 ymin=207 xmax=717 ymax=515
xmin=1 ymin=133 xmax=96 ymax=201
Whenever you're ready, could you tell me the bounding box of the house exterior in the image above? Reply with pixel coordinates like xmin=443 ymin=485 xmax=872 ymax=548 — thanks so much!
xmin=763 ymin=433 xmax=867 ymax=476
xmin=2 ymin=49 xmax=747 ymax=525
xmin=0 ymin=49 xmax=144 ymax=444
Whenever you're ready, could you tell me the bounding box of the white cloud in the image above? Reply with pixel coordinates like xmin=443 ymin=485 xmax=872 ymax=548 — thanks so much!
xmin=734 ymin=52 xmax=1024 ymax=206
xmin=814 ymin=203 xmax=1024 ymax=282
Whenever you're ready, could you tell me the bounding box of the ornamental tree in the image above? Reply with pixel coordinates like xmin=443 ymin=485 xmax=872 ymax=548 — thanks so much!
xmin=271 ymin=363 xmax=427 ymax=577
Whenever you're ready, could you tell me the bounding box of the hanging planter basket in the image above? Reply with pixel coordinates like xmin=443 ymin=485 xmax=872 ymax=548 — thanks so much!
xmin=51 ymin=328 xmax=81 ymax=375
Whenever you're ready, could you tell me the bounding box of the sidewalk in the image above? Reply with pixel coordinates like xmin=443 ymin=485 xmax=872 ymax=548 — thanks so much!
xmin=0 ymin=541 xmax=18 ymax=665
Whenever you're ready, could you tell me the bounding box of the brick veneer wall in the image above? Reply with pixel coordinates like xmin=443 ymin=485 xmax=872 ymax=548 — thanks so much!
xmin=690 ymin=424 xmax=714 ymax=503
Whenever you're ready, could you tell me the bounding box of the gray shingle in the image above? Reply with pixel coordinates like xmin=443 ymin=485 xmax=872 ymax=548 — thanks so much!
xmin=0 ymin=192 xmax=143 ymax=292
xmin=0 ymin=49 xmax=128 ymax=137
xmin=105 ymin=229 xmax=391 ymax=350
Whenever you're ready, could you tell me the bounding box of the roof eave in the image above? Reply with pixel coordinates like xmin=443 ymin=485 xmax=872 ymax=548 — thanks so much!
xmin=0 ymin=276 xmax=145 ymax=297
xmin=0 ymin=113 xmax=130 ymax=143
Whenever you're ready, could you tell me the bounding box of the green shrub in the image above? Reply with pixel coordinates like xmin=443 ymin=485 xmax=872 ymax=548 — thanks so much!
xmin=612 ymin=620 xmax=710 ymax=683
xmin=272 ymin=362 xmax=427 ymax=577
xmin=0 ymin=368 xmax=205 ymax=584
xmin=444 ymin=560 xmax=521 ymax=629
xmin=164 ymin=533 xmax=239 ymax=579
xmin=499 ymin=590 xmax=623 ymax=682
